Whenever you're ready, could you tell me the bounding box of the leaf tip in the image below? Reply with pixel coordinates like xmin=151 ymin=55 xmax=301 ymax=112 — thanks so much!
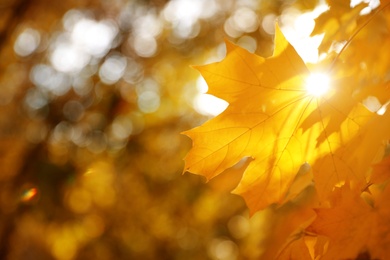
xmin=190 ymin=64 xmax=202 ymax=72
xmin=180 ymin=129 xmax=194 ymax=138
xmin=272 ymin=22 xmax=289 ymax=57
xmin=223 ymin=38 xmax=239 ymax=53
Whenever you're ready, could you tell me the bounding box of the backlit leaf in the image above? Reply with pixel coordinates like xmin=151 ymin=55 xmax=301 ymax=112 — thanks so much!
xmin=183 ymin=24 xmax=377 ymax=214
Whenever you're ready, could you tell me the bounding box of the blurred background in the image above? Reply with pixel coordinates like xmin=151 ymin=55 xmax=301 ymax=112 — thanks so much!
xmin=0 ymin=0 xmax=329 ymax=259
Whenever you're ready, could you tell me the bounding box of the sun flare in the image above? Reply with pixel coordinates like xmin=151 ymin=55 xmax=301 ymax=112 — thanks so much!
xmin=305 ymin=72 xmax=330 ymax=97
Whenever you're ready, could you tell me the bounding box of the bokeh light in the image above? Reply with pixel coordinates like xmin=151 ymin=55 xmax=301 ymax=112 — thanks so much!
xmin=99 ymin=54 xmax=127 ymax=84
xmin=14 ymin=28 xmax=41 ymax=57
xmin=20 ymin=186 xmax=39 ymax=203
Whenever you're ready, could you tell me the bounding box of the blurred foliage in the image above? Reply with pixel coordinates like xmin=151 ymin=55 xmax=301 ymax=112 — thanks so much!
xmin=0 ymin=0 xmax=328 ymax=259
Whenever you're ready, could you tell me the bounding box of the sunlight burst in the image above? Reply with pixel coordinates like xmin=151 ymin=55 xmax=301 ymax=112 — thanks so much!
xmin=305 ymin=72 xmax=330 ymax=97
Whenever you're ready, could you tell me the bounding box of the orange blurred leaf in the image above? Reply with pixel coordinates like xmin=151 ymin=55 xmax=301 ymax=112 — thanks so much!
xmin=307 ymin=184 xmax=373 ymax=259
xmin=371 ymin=155 xmax=390 ymax=184
xmin=307 ymin=181 xmax=390 ymax=259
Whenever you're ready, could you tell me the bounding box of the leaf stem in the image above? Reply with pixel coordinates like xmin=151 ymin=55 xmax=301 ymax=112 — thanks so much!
xmin=329 ymin=2 xmax=390 ymax=72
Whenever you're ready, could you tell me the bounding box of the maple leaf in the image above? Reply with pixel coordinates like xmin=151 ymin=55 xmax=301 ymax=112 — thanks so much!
xmin=312 ymin=0 xmax=367 ymax=53
xmin=183 ymin=24 xmax=378 ymax=214
xmin=306 ymin=184 xmax=373 ymax=259
xmin=307 ymin=182 xmax=390 ymax=259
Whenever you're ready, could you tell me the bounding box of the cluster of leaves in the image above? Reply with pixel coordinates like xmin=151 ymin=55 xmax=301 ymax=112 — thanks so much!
xmin=184 ymin=1 xmax=390 ymax=259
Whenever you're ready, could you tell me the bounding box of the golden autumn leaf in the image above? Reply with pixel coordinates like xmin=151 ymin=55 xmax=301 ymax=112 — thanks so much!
xmin=183 ymin=24 xmax=379 ymax=215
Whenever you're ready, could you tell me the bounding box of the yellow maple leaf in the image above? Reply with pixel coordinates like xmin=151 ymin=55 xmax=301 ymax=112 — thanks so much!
xmin=183 ymin=24 xmax=376 ymax=214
